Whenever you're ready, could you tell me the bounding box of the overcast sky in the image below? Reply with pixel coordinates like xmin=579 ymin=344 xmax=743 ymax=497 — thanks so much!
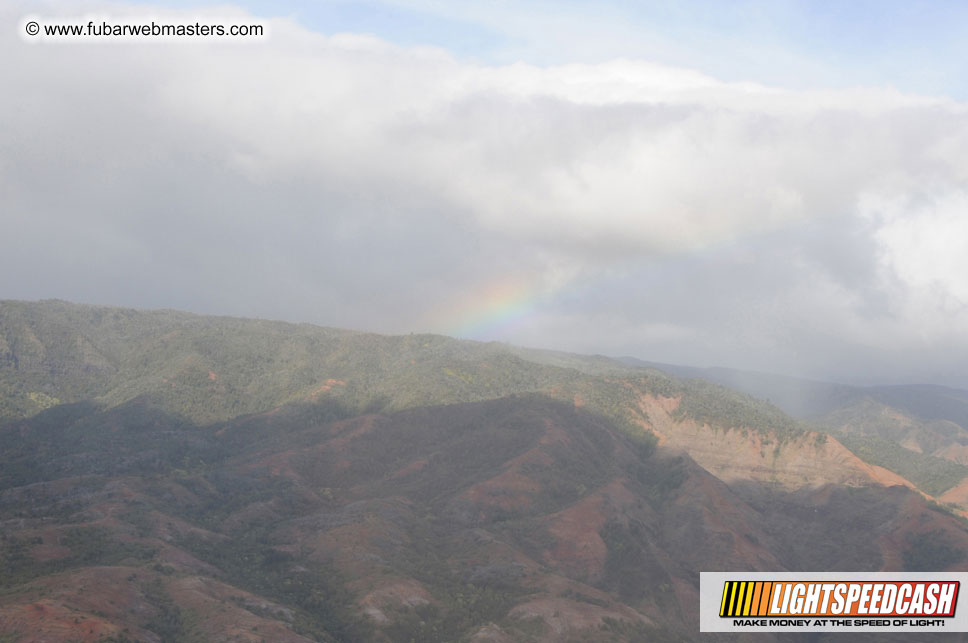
xmin=4 ymin=0 xmax=968 ymax=387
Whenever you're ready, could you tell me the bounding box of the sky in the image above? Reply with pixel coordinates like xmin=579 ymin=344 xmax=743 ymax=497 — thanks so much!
xmin=4 ymin=0 xmax=968 ymax=387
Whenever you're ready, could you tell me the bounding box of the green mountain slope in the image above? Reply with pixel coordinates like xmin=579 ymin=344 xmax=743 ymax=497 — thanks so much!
xmin=0 ymin=300 xmax=811 ymax=444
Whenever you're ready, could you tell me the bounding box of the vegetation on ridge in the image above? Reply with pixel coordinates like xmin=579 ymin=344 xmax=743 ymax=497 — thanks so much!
xmin=833 ymin=431 xmax=968 ymax=497
xmin=0 ymin=300 xmax=811 ymax=448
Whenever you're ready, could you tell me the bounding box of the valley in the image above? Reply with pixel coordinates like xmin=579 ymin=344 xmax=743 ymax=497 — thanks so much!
xmin=1 ymin=300 xmax=966 ymax=642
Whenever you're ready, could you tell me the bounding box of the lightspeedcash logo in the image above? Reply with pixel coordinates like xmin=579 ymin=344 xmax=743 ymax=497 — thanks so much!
xmin=700 ymin=573 xmax=968 ymax=633
xmin=720 ymin=580 xmax=957 ymax=617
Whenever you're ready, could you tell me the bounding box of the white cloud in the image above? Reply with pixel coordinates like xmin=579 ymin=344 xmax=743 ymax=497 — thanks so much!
xmin=866 ymin=190 xmax=968 ymax=317
xmin=4 ymin=0 xmax=968 ymax=384
xmin=110 ymin=16 xmax=966 ymax=261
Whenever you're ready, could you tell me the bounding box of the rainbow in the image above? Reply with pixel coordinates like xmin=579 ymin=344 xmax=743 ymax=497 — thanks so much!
xmin=425 ymin=227 xmax=768 ymax=341
xmin=431 ymin=276 xmax=546 ymax=340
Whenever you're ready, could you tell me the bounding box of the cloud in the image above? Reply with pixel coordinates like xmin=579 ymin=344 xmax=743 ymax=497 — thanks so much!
xmin=106 ymin=22 xmax=964 ymax=260
xmin=866 ymin=189 xmax=968 ymax=320
xmin=3 ymin=1 xmax=968 ymax=385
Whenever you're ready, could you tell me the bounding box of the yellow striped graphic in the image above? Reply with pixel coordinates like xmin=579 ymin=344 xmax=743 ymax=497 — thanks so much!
xmin=721 ymin=581 xmax=773 ymax=617
xmin=721 ymin=581 xmax=736 ymax=617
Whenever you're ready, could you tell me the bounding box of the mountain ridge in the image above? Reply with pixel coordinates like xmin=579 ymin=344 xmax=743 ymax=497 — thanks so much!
xmin=1 ymin=299 xmax=966 ymax=641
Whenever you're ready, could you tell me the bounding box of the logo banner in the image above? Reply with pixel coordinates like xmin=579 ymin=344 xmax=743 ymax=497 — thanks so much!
xmin=700 ymin=572 xmax=968 ymax=633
